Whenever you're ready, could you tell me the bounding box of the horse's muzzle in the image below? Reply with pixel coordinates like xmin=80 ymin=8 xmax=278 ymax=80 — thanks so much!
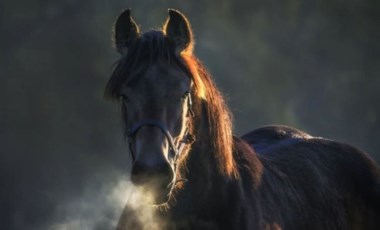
xmin=131 ymin=160 xmax=174 ymax=203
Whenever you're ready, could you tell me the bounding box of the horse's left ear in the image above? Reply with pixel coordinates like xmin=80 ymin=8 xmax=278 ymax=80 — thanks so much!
xmin=114 ymin=9 xmax=140 ymax=55
xmin=164 ymin=9 xmax=194 ymax=55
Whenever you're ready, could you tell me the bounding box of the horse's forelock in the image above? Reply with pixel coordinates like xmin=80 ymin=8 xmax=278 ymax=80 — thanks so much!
xmin=105 ymin=31 xmax=175 ymax=99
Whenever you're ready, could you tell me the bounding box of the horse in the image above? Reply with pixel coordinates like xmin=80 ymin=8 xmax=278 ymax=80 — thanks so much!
xmin=105 ymin=9 xmax=380 ymax=230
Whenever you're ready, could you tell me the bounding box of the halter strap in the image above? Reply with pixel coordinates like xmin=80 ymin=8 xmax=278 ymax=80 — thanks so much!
xmin=128 ymin=119 xmax=178 ymax=158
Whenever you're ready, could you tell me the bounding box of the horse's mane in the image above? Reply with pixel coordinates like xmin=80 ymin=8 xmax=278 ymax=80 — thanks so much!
xmin=181 ymin=55 xmax=237 ymax=177
xmin=105 ymin=30 xmax=237 ymax=178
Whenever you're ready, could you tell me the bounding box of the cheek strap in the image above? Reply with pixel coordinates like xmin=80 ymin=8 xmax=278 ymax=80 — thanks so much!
xmin=128 ymin=120 xmax=195 ymax=163
xmin=128 ymin=120 xmax=178 ymax=160
xmin=127 ymin=93 xmax=195 ymax=164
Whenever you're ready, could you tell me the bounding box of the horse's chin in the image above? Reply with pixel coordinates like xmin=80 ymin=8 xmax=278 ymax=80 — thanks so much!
xmin=134 ymin=181 xmax=172 ymax=205
xmin=152 ymin=194 xmax=170 ymax=205
xmin=150 ymin=184 xmax=172 ymax=205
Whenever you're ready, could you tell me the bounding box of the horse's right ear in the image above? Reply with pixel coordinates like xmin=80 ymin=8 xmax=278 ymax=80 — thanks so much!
xmin=114 ymin=9 xmax=140 ymax=55
xmin=163 ymin=9 xmax=194 ymax=55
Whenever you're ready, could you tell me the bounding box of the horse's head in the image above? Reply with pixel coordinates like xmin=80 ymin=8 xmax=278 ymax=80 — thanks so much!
xmin=106 ymin=9 xmax=197 ymax=204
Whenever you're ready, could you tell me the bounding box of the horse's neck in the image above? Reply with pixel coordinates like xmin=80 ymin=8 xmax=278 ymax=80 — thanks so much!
xmin=164 ymin=105 xmax=267 ymax=229
xmin=169 ymin=137 xmax=227 ymax=221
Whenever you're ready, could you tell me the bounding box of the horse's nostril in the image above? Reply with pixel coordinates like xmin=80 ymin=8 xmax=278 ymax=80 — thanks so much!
xmin=130 ymin=161 xmax=173 ymax=186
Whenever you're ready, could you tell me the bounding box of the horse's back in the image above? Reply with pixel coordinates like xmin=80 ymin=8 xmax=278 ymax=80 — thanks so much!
xmin=241 ymin=125 xmax=312 ymax=153
xmin=241 ymin=125 xmax=380 ymax=229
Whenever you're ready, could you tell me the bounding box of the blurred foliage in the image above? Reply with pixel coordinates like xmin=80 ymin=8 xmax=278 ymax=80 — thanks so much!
xmin=0 ymin=0 xmax=379 ymax=229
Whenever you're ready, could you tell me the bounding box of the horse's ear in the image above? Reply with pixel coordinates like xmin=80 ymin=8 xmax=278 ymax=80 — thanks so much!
xmin=163 ymin=9 xmax=194 ymax=55
xmin=114 ymin=9 xmax=140 ymax=55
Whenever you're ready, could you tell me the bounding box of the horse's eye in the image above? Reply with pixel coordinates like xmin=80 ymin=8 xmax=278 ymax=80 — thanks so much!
xmin=120 ymin=95 xmax=129 ymax=102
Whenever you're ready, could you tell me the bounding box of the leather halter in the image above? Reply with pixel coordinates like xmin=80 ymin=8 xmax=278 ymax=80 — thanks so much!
xmin=127 ymin=92 xmax=194 ymax=163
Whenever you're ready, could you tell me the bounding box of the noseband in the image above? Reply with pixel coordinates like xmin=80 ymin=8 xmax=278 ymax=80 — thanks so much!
xmin=127 ymin=92 xmax=195 ymax=165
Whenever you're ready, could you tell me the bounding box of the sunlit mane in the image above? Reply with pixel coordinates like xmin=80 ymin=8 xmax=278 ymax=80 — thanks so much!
xmin=181 ymin=54 xmax=237 ymax=178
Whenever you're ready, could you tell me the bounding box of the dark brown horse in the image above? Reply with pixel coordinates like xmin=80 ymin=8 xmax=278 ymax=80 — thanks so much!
xmin=106 ymin=9 xmax=380 ymax=230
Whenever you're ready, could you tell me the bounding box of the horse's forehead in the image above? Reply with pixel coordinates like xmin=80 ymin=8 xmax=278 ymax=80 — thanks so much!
xmin=139 ymin=64 xmax=190 ymax=93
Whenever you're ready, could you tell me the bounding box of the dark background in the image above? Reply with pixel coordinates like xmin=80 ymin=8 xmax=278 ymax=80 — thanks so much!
xmin=1 ymin=0 xmax=379 ymax=229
